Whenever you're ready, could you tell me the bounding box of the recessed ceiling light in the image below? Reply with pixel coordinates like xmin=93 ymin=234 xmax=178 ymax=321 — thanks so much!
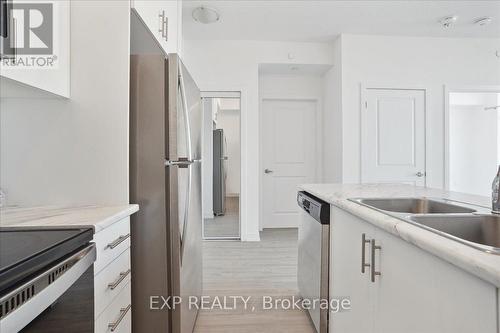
xmin=439 ymin=16 xmax=458 ymax=28
xmin=192 ymin=6 xmax=220 ymax=24
xmin=475 ymin=17 xmax=493 ymax=26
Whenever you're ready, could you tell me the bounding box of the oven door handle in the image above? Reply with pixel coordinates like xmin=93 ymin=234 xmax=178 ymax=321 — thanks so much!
xmin=0 ymin=244 xmax=96 ymax=333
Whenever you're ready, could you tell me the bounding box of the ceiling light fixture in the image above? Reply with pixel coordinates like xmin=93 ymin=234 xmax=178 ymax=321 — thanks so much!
xmin=475 ymin=17 xmax=493 ymax=26
xmin=439 ymin=16 xmax=458 ymax=28
xmin=192 ymin=6 xmax=220 ymax=24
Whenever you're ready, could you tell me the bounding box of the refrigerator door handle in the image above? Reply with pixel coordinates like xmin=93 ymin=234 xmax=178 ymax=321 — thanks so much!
xmin=178 ymin=67 xmax=193 ymax=261
xmin=180 ymin=163 xmax=192 ymax=262
xmin=179 ymin=67 xmax=193 ymax=161
xmin=165 ymin=158 xmax=194 ymax=168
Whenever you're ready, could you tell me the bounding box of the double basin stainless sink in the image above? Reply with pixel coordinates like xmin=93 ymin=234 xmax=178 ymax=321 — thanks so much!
xmin=350 ymin=198 xmax=500 ymax=255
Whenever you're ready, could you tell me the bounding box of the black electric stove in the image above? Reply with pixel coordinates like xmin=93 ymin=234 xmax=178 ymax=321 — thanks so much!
xmin=0 ymin=228 xmax=93 ymax=296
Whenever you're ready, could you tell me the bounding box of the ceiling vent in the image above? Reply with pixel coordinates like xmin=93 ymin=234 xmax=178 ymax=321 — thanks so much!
xmin=474 ymin=17 xmax=493 ymax=26
xmin=439 ymin=16 xmax=458 ymax=28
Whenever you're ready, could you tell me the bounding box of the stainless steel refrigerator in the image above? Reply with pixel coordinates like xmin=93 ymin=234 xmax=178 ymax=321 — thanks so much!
xmin=129 ymin=10 xmax=202 ymax=333
xmin=213 ymin=129 xmax=228 ymax=216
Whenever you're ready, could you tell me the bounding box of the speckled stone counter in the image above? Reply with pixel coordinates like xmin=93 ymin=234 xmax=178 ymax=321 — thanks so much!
xmin=299 ymin=183 xmax=500 ymax=287
xmin=0 ymin=204 xmax=139 ymax=233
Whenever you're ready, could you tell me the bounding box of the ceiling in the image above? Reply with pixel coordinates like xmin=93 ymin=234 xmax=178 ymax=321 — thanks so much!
xmin=183 ymin=1 xmax=500 ymax=42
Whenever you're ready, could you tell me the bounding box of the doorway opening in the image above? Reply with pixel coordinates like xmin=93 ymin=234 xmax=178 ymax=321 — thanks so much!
xmin=201 ymin=93 xmax=241 ymax=240
xmin=445 ymin=87 xmax=500 ymax=196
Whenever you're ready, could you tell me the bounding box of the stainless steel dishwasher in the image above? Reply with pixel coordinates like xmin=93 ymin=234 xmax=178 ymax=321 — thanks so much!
xmin=297 ymin=191 xmax=330 ymax=333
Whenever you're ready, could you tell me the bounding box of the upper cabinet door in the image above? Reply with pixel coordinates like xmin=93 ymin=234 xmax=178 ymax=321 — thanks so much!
xmin=132 ymin=0 xmax=180 ymax=55
xmin=0 ymin=0 xmax=70 ymax=97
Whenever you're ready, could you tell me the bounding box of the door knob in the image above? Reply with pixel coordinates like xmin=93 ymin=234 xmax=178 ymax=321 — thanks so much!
xmin=416 ymin=172 xmax=425 ymax=177
xmin=264 ymin=169 xmax=273 ymax=174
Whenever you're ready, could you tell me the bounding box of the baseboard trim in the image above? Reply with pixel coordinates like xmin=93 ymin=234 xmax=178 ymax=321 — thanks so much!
xmin=243 ymin=233 xmax=260 ymax=242
xmin=262 ymin=224 xmax=299 ymax=229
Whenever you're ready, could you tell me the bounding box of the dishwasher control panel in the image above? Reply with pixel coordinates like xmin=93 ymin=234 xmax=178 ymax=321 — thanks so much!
xmin=297 ymin=191 xmax=330 ymax=224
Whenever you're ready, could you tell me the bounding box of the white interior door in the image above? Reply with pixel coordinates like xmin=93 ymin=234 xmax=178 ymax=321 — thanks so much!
xmin=262 ymin=99 xmax=317 ymax=228
xmin=362 ymin=88 xmax=426 ymax=186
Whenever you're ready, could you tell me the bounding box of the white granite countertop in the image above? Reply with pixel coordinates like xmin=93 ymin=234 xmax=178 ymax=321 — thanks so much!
xmin=300 ymin=183 xmax=500 ymax=288
xmin=0 ymin=204 xmax=139 ymax=233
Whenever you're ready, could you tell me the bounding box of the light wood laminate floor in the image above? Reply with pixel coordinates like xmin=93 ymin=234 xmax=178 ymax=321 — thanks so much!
xmin=194 ymin=229 xmax=315 ymax=333
xmin=204 ymin=197 xmax=240 ymax=238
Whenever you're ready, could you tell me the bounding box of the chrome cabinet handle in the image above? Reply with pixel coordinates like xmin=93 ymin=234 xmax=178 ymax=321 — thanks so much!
xmin=108 ymin=269 xmax=131 ymax=290
xmin=106 ymin=234 xmax=130 ymax=250
xmin=108 ymin=304 xmax=131 ymax=332
xmin=370 ymin=239 xmax=382 ymax=282
xmin=163 ymin=15 xmax=168 ymax=41
xmin=264 ymin=169 xmax=273 ymax=174
xmin=158 ymin=10 xmax=167 ymax=39
xmin=416 ymin=171 xmax=425 ymax=177
xmin=361 ymin=233 xmax=371 ymax=273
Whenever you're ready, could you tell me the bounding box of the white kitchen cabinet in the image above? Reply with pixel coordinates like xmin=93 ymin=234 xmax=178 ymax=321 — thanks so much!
xmin=330 ymin=206 xmax=498 ymax=333
xmin=95 ymin=282 xmax=131 ymax=333
xmin=92 ymin=216 xmax=132 ymax=332
xmin=131 ymin=0 xmax=180 ymax=55
xmin=0 ymin=0 xmax=70 ymax=97
xmin=330 ymin=208 xmax=375 ymax=333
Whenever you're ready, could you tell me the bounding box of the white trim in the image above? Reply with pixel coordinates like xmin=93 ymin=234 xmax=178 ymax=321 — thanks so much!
xmin=199 ymin=87 xmax=256 ymax=241
xmin=201 ymin=91 xmax=241 ymax=98
xmin=360 ymin=83 xmax=428 ymax=186
xmin=258 ymin=95 xmax=323 ymax=231
xmin=443 ymin=85 xmax=500 ymax=190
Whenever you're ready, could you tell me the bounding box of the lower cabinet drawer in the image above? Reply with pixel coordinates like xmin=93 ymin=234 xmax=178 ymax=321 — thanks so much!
xmin=95 ymin=282 xmax=131 ymax=333
xmin=94 ymin=248 xmax=131 ymax=317
xmin=94 ymin=217 xmax=130 ymax=274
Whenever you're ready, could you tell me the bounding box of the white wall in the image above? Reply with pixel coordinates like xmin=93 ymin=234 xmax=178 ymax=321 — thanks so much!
xmin=338 ymin=34 xmax=500 ymax=188
xmin=0 ymin=1 xmax=130 ymax=206
xmin=449 ymin=92 xmax=499 ymax=196
xmin=182 ymin=39 xmax=334 ymax=240
xmin=216 ymin=108 xmax=240 ymax=196
xmin=322 ymin=36 xmax=343 ymax=183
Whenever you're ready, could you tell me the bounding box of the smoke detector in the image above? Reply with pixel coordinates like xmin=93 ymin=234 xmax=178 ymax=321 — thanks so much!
xmin=439 ymin=16 xmax=458 ymax=28
xmin=192 ymin=6 xmax=220 ymax=24
xmin=475 ymin=17 xmax=493 ymax=26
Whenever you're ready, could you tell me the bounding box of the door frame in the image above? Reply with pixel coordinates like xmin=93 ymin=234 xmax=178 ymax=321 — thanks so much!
xmin=360 ymin=83 xmax=428 ymax=186
xmin=200 ymin=90 xmax=246 ymax=241
xmin=259 ymin=95 xmax=323 ymax=231
xmin=443 ymin=85 xmax=500 ymax=190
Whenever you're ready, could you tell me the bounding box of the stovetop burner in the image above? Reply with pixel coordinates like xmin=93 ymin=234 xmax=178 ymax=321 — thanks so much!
xmin=0 ymin=228 xmax=93 ymax=295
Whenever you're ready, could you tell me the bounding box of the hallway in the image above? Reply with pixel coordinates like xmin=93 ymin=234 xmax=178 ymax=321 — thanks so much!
xmin=194 ymin=229 xmax=315 ymax=332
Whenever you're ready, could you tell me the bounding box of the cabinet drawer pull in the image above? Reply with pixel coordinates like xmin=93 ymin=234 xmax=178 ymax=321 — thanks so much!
xmin=158 ymin=10 xmax=168 ymax=40
xmin=370 ymin=239 xmax=382 ymax=282
xmin=108 ymin=269 xmax=131 ymax=290
xmin=108 ymin=304 xmax=131 ymax=332
xmin=361 ymin=233 xmax=371 ymax=273
xmin=106 ymin=234 xmax=130 ymax=250
xmin=163 ymin=16 xmax=168 ymax=41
